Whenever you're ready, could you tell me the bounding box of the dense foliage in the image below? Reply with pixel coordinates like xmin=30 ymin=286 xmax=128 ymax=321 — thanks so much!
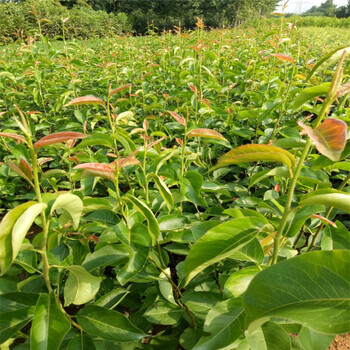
xmin=0 ymin=0 xmax=279 ymax=40
xmin=0 ymin=18 xmax=349 ymax=350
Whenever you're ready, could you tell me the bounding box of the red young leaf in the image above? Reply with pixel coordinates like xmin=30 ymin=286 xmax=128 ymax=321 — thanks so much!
xmin=112 ymin=157 xmax=141 ymax=169
xmin=64 ymin=96 xmax=105 ymax=107
xmin=8 ymin=160 xmax=32 ymax=183
xmin=0 ymin=132 xmax=26 ymax=143
xmin=311 ymin=214 xmax=337 ymax=228
xmin=109 ymin=83 xmax=132 ymax=97
xmin=34 ymin=132 xmax=87 ymax=149
xmin=298 ymin=118 xmax=347 ymax=161
xmin=187 ymin=128 xmax=228 ymax=142
xmin=272 ymin=53 xmax=294 ymax=63
xmin=147 ymin=136 xmax=167 ymax=149
xmin=189 ymin=84 xmax=198 ymax=94
xmin=74 ymin=163 xmax=115 ymax=181
xmin=19 ymin=158 xmax=33 ymax=180
xmin=167 ymin=111 xmax=187 ymax=126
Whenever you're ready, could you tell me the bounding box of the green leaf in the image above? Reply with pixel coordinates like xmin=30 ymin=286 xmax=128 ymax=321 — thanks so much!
xmin=230 ymin=238 xmax=265 ymax=265
xmin=94 ymin=288 xmax=129 ymax=309
xmin=12 ymin=203 xmax=47 ymax=263
xmin=117 ymin=223 xmax=151 ymax=285
xmin=149 ymin=172 xmax=174 ymax=210
xmin=51 ymin=193 xmax=83 ymax=230
xmin=30 ymin=292 xmax=71 ymax=350
xmin=0 ymin=202 xmax=36 ymax=275
xmin=122 ymin=194 xmax=160 ymax=245
xmin=284 ymin=205 xmax=324 ymax=237
xmin=291 ymin=83 xmax=331 ymax=110
xmin=67 ymin=333 xmax=96 ymax=350
xmin=299 ymin=189 xmax=350 ymax=214
xmin=223 ymin=266 xmax=262 ymax=299
xmin=243 ymin=250 xmax=350 ymax=334
xmin=75 ymin=133 xmax=114 ymax=149
xmin=192 ymin=298 xmax=245 ymax=350
xmin=77 ymin=305 xmax=146 ymax=342
xmin=298 ymin=326 xmax=334 ymax=350
xmin=82 ymin=245 xmax=128 ymax=272
xmin=145 ymin=302 xmax=183 ymax=325
xmin=158 ymin=268 xmax=177 ymax=305
xmin=324 ymin=220 xmax=350 ymax=250
xmin=181 ymin=291 xmax=221 ymax=320
xmin=0 ymin=292 xmax=38 ymax=344
xmin=212 ymin=145 xmax=296 ymax=170
xmin=184 ymin=217 xmax=265 ymax=285
xmin=306 ymin=46 xmax=350 ymax=80
xmin=246 ymin=322 xmax=291 ymax=350
xmin=64 ymin=266 xmax=101 ymax=306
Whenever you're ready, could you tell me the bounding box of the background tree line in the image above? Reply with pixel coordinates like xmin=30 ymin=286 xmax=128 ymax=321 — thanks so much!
xmin=294 ymin=0 xmax=350 ymax=18
xmin=0 ymin=0 xmax=278 ymax=41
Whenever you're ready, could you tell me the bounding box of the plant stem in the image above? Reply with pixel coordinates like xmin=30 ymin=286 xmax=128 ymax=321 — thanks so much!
xmin=270 ymin=99 xmax=331 ymax=265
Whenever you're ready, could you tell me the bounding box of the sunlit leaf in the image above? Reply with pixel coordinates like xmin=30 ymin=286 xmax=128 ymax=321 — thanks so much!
xmin=184 ymin=217 xmax=266 ymax=285
xmin=299 ymin=189 xmax=350 ymax=213
xmin=64 ymin=266 xmax=101 ymax=306
xmin=65 ymin=95 xmax=105 ymax=107
xmin=167 ymin=110 xmax=186 ymax=126
xmin=74 ymin=163 xmax=115 ymax=181
xmin=109 ymin=83 xmax=132 ymax=97
xmin=34 ymin=132 xmax=87 ymax=149
xmin=244 ymin=250 xmax=350 ymax=334
xmin=291 ymin=82 xmax=331 ymax=110
xmin=272 ymin=53 xmax=294 ymax=63
xmin=212 ymin=144 xmax=296 ymax=170
xmin=298 ymin=118 xmax=347 ymax=161
xmin=187 ymin=128 xmax=228 ymax=142
xmin=77 ymin=305 xmax=146 ymax=342
xmin=30 ymin=292 xmax=70 ymax=350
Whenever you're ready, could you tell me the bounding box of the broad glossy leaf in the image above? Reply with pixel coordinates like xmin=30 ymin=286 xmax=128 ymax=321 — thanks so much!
xmin=122 ymin=194 xmax=160 ymax=245
xmin=64 ymin=266 xmax=101 ymax=306
xmin=246 ymin=322 xmax=291 ymax=350
xmin=51 ymin=193 xmax=83 ymax=230
xmin=0 ymin=292 xmax=38 ymax=344
xmin=145 ymin=302 xmax=183 ymax=325
xmin=0 ymin=202 xmax=36 ymax=275
xmin=117 ymin=223 xmax=151 ymax=285
xmin=82 ymin=245 xmax=128 ymax=271
xmin=212 ymin=144 xmax=296 ymax=170
xmin=184 ymin=217 xmax=265 ymax=285
xmin=65 ymin=96 xmax=105 ymax=107
xmin=94 ymin=288 xmax=129 ymax=308
xmin=224 ymin=266 xmax=261 ymax=299
xmin=158 ymin=268 xmax=177 ymax=305
xmin=67 ymin=333 xmax=96 ymax=350
xmin=30 ymin=292 xmax=71 ymax=350
xmin=192 ymin=298 xmax=245 ymax=350
xmin=230 ymin=238 xmax=265 ymax=265
xmin=34 ymin=132 xmax=87 ymax=149
xmin=298 ymin=326 xmax=334 ymax=350
xmin=181 ymin=291 xmax=221 ymax=320
xmin=12 ymin=203 xmax=47 ymax=262
xmin=77 ymin=305 xmax=146 ymax=342
xmin=187 ymin=128 xmax=228 ymax=142
xmin=167 ymin=110 xmax=186 ymax=126
xmin=298 ymin=118 xmax=347 ymax=161
xmin=291 ymin=83 xmax=331 ymax=110
xmin=244 ymin=250 xmax=350 ymax=334
xmin=284 ymin=205 xmax=324 ymax=237
xmin=323 ymin=220 xmax=350 ymax=250
xmin=299 ymin=189 xmax=350 ymax=214
xmin=149 ymin=172 xmax=174 ymax=210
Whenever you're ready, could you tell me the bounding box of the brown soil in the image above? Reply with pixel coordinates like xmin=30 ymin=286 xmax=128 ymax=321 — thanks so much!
xmin=327 ymin=334 xmax=350 ymax=350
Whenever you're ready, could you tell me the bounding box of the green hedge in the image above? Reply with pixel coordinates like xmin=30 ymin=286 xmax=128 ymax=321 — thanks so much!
xmin=0 ymin=0 xmax=132 ymax=43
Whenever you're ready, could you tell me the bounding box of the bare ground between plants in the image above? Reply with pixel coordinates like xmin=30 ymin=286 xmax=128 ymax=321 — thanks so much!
xmin=327 ymin=334 xmax=350 ymax=350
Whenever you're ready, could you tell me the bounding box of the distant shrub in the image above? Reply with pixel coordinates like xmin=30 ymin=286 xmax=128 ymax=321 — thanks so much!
xmin=0 ymin=0 xmax=132 ymax=43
